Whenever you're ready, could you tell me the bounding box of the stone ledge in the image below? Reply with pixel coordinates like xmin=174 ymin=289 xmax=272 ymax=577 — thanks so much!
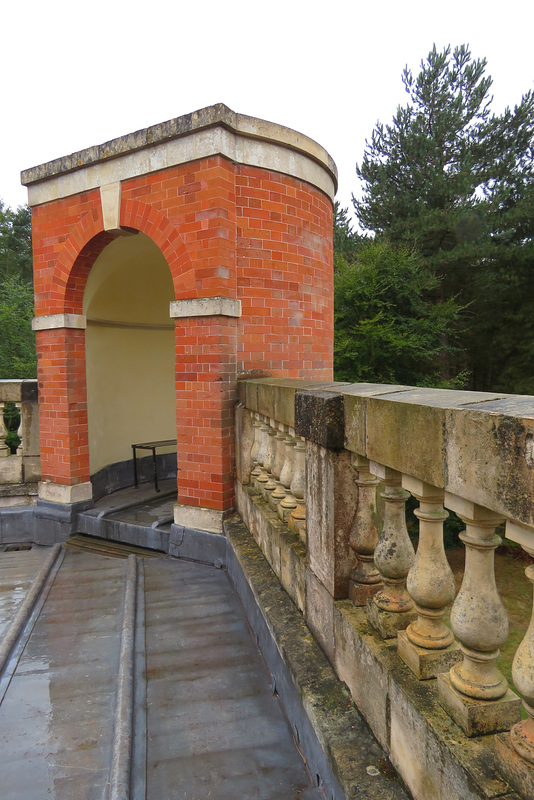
xmin=224 ymin=512 xmax=411 ymax=800
xmin=334 ymin=600 xmax=521 ymax=800
xmin=236 ymin=482 xmax=306 ymax=612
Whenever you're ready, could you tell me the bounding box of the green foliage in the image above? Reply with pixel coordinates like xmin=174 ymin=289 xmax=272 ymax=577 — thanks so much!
xmin=0 ymin=274 xmax=37 ymax=379
xmin=3 ymin=402 xmax=21 ymax=453
xmin=0 ymin=200 xmax=35 ymax=379
xmin=334 ymin=240 xmax=463 ymax=386
xmin=0 ymin=201 xmax=32 ymax=282
xmin=333 ymin=201 xmax=363 ymax=264
xmin=352 ymin=45 xmax=534 ymax=393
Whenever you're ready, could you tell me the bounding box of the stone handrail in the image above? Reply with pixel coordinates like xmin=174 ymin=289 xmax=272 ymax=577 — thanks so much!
xmin=0 ymin=379 xmax=41 ymax=506
xmin=235 ymin=378 xmax=534 ymax=800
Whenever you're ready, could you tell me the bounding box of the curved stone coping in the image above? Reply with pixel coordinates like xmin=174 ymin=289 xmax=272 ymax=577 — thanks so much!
xmin=21 ymin=103 xmax=337 ymax=205
xmin=239 ymin=377 xmax=534 ymax=529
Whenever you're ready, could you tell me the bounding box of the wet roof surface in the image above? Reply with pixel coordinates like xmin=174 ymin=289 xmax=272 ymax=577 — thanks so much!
xmin=0 ymin=547 xmax=322 ymax=799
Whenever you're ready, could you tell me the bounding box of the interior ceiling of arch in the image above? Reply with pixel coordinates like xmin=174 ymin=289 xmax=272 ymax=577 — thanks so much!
xmin=83 ymin=232 xmax=175 ymax=326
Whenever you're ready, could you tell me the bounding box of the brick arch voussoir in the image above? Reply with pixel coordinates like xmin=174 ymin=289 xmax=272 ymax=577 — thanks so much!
xmin=52 ymin=206 xmax=116 ymax=315
xmin=120 ymin=198 xmax=195 ymax=298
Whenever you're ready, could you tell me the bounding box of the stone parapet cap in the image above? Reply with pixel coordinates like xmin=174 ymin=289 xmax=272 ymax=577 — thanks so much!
xmin=0 ymin=379 xmax=38 ymax=403
xmin=170 ymin=297 xmax=241 ymax=319
xmin=21 ymin=104 xmax=338 ymax=205
xmin=238 ymin=378 xmax=534 ymax=528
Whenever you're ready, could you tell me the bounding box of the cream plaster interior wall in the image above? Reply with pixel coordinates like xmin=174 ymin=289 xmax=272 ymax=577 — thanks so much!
xmin=84 ymin=233 xmax=176 ymax=475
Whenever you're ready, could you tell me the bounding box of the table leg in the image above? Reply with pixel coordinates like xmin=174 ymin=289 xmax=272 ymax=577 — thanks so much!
xmin=132 ymin=445 xmax=138 ymax=487
xmin=152 ymin=447 xmax=160 ymax=492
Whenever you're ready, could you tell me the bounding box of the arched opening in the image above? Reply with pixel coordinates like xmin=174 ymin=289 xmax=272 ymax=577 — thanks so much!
xmin=83 ymin=232 xmax=176 ymax=478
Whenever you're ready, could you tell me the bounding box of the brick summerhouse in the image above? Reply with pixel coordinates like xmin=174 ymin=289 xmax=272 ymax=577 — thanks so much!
xmin=21 ymin=105 xmax=337 ymax=535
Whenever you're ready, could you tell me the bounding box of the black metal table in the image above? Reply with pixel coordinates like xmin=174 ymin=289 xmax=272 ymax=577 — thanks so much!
xmin=131 ymin=439 xmax=176 ymax=492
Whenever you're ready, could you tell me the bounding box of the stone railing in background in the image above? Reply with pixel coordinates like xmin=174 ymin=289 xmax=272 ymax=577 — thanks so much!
xmin=235 ymin=378 xmax=534 ymax=800
xmin=0 ymin=380 xmax=40 ymax=507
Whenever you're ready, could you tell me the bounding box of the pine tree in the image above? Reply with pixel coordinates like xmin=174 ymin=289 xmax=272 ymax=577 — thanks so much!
xmin=353 ymin=45 xmax=534 ymax=392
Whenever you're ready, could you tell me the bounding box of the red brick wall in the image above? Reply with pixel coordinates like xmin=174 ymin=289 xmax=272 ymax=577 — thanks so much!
xmin=36 ymin=328 xmax=89 ymax=484
xmin=236 ymin=165 xmax=333 ymax=379
xmin=31 ymin=154 xmax=333 ymax=505
xmin=174 ymin=316 xmax=236 ymax=511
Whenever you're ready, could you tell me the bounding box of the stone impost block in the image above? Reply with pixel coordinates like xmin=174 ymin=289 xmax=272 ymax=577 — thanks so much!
xmin=294 ymin=390 xmax=344 ymax=449
xmin=397 ymin=630 xmax=462 ymax=681
xmin=494 ymin=732 xmax=534 ymax=800
xmin=366 ymin=599 xmax=417 ymax=640
xmin=169 ymin=296 xmax=241 ymax=318
xmin=437 ymin=672 xmax=521 ymax=737
xmin=306 ymin=443 xmax=357 ymax=598
xmin=32 ymin=313 xmax=87 ymax=330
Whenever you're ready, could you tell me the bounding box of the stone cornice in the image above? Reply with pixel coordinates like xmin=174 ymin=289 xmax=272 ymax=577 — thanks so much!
xmin=21 ymin=104 xmax=338 ymax=206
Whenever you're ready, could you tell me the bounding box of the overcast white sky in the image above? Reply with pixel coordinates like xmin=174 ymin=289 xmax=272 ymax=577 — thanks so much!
xmin=2 ymin=0 xmax=533 ymax=227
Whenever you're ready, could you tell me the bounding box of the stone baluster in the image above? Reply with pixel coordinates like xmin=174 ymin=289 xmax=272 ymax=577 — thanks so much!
xmin=270 ymin=425 xmax=288 ymax=508
xmin=366 ymin=464 xmax=416 ymax=639
xmin=0 ymin=403 xmax=9 ymax=458
xmin=278 ymin=431 xmax=297 ymax=521
xmin=250 ymin=412 xmax=262 ymax=478
xmin=262 ymin=421 xmax=278 ymax=496
xmin=495 ymin=522 xmax=534 ymax=797
xmin=288 ymin=437 xmax=306 ymax=542
xmin=348 ymin=455 xmax=382 ymax=606
xmin=254 ymin=417 xmax=271 ymax=491
xmin=397 ymin=478 xmax=461 ymax=680
xmin=14 ymin=403 xmax=23 ymax=455
xmin=438 ymin=496 xmax=521 ymax=737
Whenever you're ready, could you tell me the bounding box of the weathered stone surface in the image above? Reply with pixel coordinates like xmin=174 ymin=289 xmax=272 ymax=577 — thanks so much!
xmin=366 ymin=598 xmax=417 ymax=640
xmin=236 ymin=484 xmax=305 ymax=608
xmin=444 ymin=401 xmax=534 ymax=527
xmin=295 ymin=390 xmax=345 ymax=449
xmin=305 ymin=567 xmax=335 ymax=663
xmin=343 ymin=385 xmax=414 ymax=456
xmin=495 ymin=732 xmax=534 ymax=800
xmin=334 ymin=601 xmax=394 ymax=750
xmin=234 ymin=403 xmax=253 ymax=485
xmin=437 ymin=672 xmax=521 ymax=737
xmin=397 ymin=630 xmax=462 ymax=681
xmin=22 ymin=104 xmax=338 ymax=193
xmin=306 ymin=443 xmax=357 ymax=598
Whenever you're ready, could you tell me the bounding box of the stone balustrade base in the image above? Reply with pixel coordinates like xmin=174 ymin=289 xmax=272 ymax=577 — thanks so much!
xmin=366 ymin=598 xmax=417 ymax=640
xmin=236 ymin=482 xmax=306 ymax=613
xmin=494 ymin=732 xmax=534 ymax=800
xmin=398 ymin=630 xmax=462 ymax=680
xmin=437 ymin=672 xmax=521 ymax=737
xmin=349 ymin=579 xmax=382 ymax=607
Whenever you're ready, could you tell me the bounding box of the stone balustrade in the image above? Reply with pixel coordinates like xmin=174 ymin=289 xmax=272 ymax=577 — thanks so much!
xmin=235 ymin=378 xmax=534 ymax=800
xmin=0 ymin=380 xmax=41 ymax=507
